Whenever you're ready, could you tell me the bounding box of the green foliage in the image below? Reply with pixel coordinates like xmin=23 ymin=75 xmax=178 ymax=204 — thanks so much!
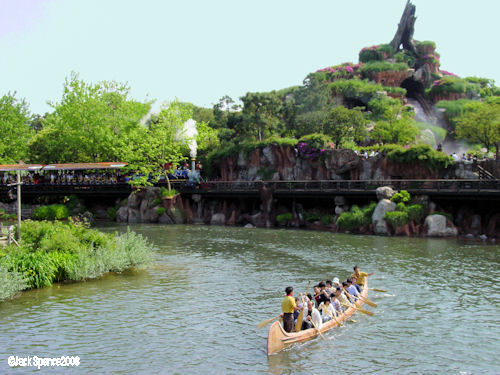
xmin=241 ymin=91 xmax=283 ymax=141
xmin=359 ymin=44 xmax=394 ymax=63
xmin=0 ymin=222 xmax=154 ymax=299
xmin=106 ymin=207 xmax=118 ymax=221
xmin=384 ymin=211 xmax=409 ymax=229
xmin=336 ymin=203 xmax=375 ymax=231
xmin=0 ymin=92 xmax=34 ymax=163
xmin=329 ymin=79 xmax=406 ymax=105
xmin=298 ymin=133 xmax=332 ymax=149
xmin=160 ymin=187 xmax=178 ymax=198
xmin=276 ymin=212 xmax=293 ymax=224
xmin=320 ymin=214 xmax=334 ymax=225
xmin=372 ymin=103 xmax=419 ymax=145
xmin=324 ymin=106 xmax=367 ymax=148
xmin=428 ymin=76 xmax=481 ymax=98
xmin=152 ymin=198 xmax=163 ymax=206
xmin=416 ymin=122 xmax=447 ymax=145
xmin=293 ymin=111 xmax=328 ymax=137
xmin=360 ymin=61 xmax=409 ymax=75
xmin=391 ymin=190 xmax=411 ymax=204
xmin=383 ymin=144 xmax=454 ymax=170
xmin=156 ymin=207 xmax=166 ymax=216
xmin=405 ymin=204 xmax=425 ymax=222
xmin=33 ymin=204 xmax=70 ymax=221
xmin=435 ymin=99 xmax=475 ymax=131
xmin=303 ymin=212 xmax=321 ymax=222
xmin=455 ymin=98 xmax=500 ymax=155
xmin=0 ymin=265 xmax=27 ymax=301
xmin=394 ymin=51 xmax=416 ymax=67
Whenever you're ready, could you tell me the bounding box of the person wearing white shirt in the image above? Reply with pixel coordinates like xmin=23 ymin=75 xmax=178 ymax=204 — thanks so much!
xmin=302 ymin=301 xmax=322 ymax=330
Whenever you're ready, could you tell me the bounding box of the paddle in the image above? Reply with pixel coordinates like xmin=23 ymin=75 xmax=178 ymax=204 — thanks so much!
xmin=295 ymin=281 xmax=311 ymax=332
xmin=340 ymin=301 xmax=374 ymax=316
xmin=325 ymin=307 xmax=343 ymax=327
xmin=344 ymin=289 xmax=377 ymax=308
xmin=370 ymin=288 xmax=387 ymax=293
xmin=257 ymin=314 xmax=282 ymax=328
xmin=309 ymin=317 xmax=327 ymax=341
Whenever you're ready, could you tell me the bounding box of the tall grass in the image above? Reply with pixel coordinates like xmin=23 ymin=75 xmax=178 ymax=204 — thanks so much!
xmin=0 ymin=221 xmax=154 ymax=302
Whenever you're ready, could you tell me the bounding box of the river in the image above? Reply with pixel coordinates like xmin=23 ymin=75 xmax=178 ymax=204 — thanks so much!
xmin=1 ymin=224 xmax=499 ymax=374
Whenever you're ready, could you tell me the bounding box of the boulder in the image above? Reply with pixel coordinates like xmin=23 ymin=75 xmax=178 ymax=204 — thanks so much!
xmin=376 ymin=186 xmax=395 ymax=201
xmin=116 ymin=206 xmax=128 ymax=222
xmin=158 ymin=213 xmax=174 ymax=224
xmin=335 ymin=206 xmax=344 ymax=215
xmin=210 ymin=213 xmax=226 ymax=226
xmin=244 ymin=223 xmax=255 ymax=228
xmin=372 ymin=199 xmax=396 ymax=235
xmin=127 ymin=208 xmax=141 ymax=223
xmin=127 ymin=192 xmax=142 ymax=209
xmin=167 ymin=207 xmax=184 ymax=224
xmin=334 ymin=196 xmax=346 ymax=206
xmin=424 ymin=214 xmax=458 ymax=237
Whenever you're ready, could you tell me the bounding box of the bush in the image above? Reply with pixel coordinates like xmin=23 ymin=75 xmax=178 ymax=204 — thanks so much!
xmin=156 ymin=207 xmax=166 ymax=216
xmin=381 ymin=144 xmax=454 ymax=170
xmin=405 ymin=204 xmax=425 ymax=222
xmin=329 ymin=79 xmax=406 ymax=105
xmin=0 ymin=222 xmax=154 ymax=300
xmin=276 ymin=213 xmax=293 ymax=225
xmin=428 ymin=76 xmax=480 ymax=98
xmin=106 ymin=207 xmax=118 ymax=221
xmin=298 ymin=133 xmax=332 ymax=150
xmin=384 ymin=211 xmax=409 ymax=229
xmin=391 ymin=190 xmax=411 ymax=204
xmin=303 ymin=212 xmax=321 ymax=223
xmin=336 ymin=205 xmax=369 ymax=231
xmin=33 ymin=204 xmax=69 ymax=221
xmin=160 ymin=187 xmax=178 ymax=198
xmin=360 ymin=61 xmax=409 ymax=75
xmin=320 ymin=214 xmax=334 ymax=225
xmin=359 ymin=44 xmax=394 ymax=63
xmin=152 ymin=198 xmax=163 ymax=206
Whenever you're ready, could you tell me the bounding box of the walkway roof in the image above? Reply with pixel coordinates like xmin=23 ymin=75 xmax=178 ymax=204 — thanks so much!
xmin=0 ymin=162 xmax=127 ymax=172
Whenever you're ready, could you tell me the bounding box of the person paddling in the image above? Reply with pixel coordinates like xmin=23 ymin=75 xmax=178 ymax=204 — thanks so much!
xmin=351 ymin=266 xmax=374 ymax=288
xmin=302 ymin=300 xmax=322 ymax=330
xmin=281 ymin=286 xmax=302 ymax=333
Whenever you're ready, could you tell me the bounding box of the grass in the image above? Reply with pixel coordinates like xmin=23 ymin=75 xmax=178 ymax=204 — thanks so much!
xmin=0 ymin=220 xmax=154 ymax=302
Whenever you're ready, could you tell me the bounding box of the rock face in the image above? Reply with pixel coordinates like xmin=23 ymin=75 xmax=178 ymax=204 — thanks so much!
xmin=372 ymin=199 xmax=396 ymax=235
xmin=210 ymin=213 xmax=226 ymax=225
xmin=424 ymin=214 xmax=458 ymax=237
xmin=214 ymin=144 xmax=476 ymax=182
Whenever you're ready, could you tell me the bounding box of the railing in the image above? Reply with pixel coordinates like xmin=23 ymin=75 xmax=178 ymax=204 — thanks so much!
xmin=185 ymin=179 xmax=500 ymax=195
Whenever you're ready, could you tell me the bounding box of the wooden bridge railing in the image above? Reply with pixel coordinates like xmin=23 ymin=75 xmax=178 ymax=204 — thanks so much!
xmin=184 ymin=179 xmax=500 ymax=195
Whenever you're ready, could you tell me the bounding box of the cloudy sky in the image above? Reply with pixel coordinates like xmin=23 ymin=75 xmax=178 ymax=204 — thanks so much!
xmin=1 ymin=0 xmax=498 ymax=114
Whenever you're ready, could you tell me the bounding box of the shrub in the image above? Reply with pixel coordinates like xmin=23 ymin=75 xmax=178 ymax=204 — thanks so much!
xmin=303 ymin=212 xmax=321 ymax=223
xmin=160 ymin=187 xmax=178 ymax=198
xmin=382 ymin=144 xmax=454 ymax=170
xmin=329 ymin=79 xmax=406 ymax=105
xmin=394 ymin=51 xmax=416 ymax=67
xmin=384 ymin=211 xmax=409 ymax=229
xmin=106 ymin=207 xmax=118 ymax=221
xmin=0 ymin=265 xmax=27 ymax=301
xmin=298 ymin=133 xmax=332 ymax=150
xmin=33 ymin=204 xmax=69 ymax=221
xmin=360 ymin=61 xmax=409 ymax=75
xmin=320 ymin=214 xmax=334 ymax=225
xmin=405 ymin=204 xmax=425 ymax=222
xmin=359 ymin=44 xmax=394 ymax=63
xmin=156 ymin=207 xmax=166 ymax=216
xmin=336 ymin=205 xmax=370 ymax=230
xmin=391 ymin=190 xmax=411 ymax=204
xmin=276 ymin=213 xmax=293 ymax=225
xmin=428 ymin=76 xmax=480 ymax=98
xmin=152 ymin=198 xmax=163 ymax=206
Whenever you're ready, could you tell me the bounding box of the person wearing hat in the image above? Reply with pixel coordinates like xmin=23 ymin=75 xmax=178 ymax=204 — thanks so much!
xmin=332 ymin=277 xmax=341 ymax=289
xmin=351 ymin=266 xmax=374 ymax=288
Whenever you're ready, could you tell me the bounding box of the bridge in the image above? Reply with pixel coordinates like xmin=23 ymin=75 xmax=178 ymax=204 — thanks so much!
xmin=2 ymin=179 xmax=499 ymax=200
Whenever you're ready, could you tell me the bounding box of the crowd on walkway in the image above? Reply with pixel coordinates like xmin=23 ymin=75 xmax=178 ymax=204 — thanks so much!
xmin=280 ymin=266 xmax=373 ymax=332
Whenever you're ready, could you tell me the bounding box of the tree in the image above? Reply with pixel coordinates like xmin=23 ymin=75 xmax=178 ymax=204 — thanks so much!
xmin=456 ymin=98 xmax=500 ymax=158
xmin=324 ymin=106 xmax=367 ymax=148
xmin=28 ymin=72 xmax=151 ymax=163
xmin=0 ymin=92 xmax=34 ymax=163
xmin=241 ymin=91 xmax=282 ymax=141
xmin=372 ymin=104 xmax=418 ymax=145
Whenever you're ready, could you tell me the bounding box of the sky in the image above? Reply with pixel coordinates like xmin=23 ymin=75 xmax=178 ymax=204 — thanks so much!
xmin=0 ymin=0 xmax=498 ymax=115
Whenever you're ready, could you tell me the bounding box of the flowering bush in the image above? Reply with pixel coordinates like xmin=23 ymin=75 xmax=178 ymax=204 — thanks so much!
xmin=359 ymin=44 xmax=394 ymax=63
xmin=316 ymin=63 xmax=361 ymax=81
xmin=296 ymin=133 xmax=332 ymax=160
xmin=440 ymin=70 xmax=459 ymax=78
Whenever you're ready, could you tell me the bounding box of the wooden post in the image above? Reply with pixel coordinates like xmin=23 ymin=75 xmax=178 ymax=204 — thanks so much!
xmin=16 ymin=171 xmax=21 ymax=241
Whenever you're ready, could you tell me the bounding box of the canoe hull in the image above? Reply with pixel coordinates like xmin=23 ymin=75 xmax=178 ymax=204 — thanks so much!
xmin=267 ymin=279 xmax=369 ymax=355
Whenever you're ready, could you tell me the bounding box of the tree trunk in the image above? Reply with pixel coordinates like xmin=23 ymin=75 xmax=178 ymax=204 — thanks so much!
xmin=390 ymin=0 xmax=417 ymax=54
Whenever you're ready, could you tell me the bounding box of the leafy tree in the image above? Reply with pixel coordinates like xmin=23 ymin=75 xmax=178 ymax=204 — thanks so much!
xmin=372 ymin=104 xmax=418 ymax=145
xmin=293 ymin=111 xmax=328 ymax=137
xmin=324 ymin=106 xmax=367 ymax=148
xmin=241 ymin=91 xmax=283 ymax=141
xmin=28 ymin=72 xmax=151 ymax=163
xmin=455 ymin=98 xmax=500 ymax=158
xmin=0 ymin=92 xmax=34 ymax=163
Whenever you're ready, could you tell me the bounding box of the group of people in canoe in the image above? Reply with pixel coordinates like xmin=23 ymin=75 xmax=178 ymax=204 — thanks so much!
xmin=280 ymin=266 xmax=373 ymax=333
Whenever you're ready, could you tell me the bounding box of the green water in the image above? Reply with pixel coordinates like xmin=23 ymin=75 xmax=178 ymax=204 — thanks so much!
xmin=1 ymin=224 xmax=499 ymax=374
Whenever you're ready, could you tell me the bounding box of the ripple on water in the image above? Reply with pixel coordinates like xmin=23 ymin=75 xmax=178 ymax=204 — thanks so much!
xmin=0 ymin=225 xmax=498 ymax=374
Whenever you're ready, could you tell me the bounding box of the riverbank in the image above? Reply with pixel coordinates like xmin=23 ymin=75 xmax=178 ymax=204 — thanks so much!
xmin=0 ymin=220 xmax=154 ymax=302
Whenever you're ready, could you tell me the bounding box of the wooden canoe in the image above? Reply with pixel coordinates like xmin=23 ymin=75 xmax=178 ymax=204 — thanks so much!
xmin=267 ymin=278 xmax=369 ymax=355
